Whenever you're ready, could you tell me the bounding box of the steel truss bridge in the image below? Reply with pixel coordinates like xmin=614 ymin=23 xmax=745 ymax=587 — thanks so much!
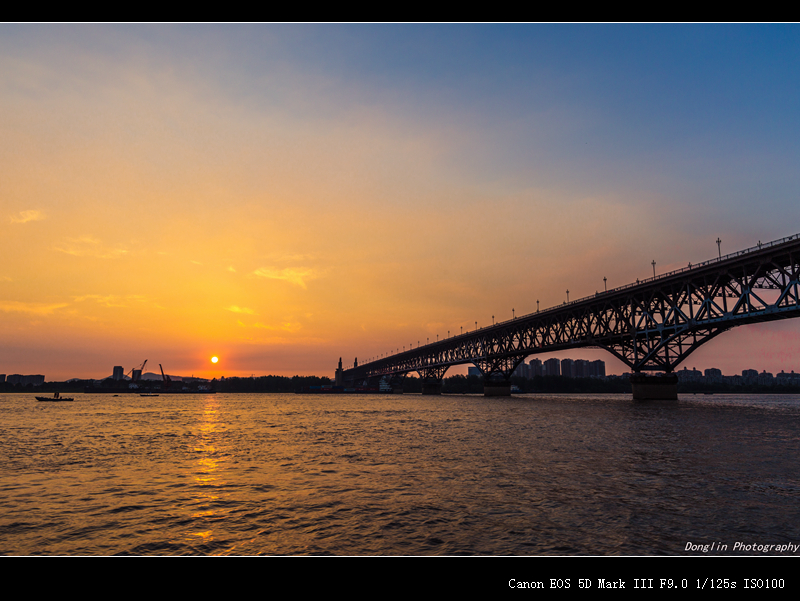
xmin=342 ymin=232 xmax=800 ymax=392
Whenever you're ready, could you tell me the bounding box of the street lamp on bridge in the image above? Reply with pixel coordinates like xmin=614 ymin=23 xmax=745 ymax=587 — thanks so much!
xmin=652 ymin=260 xmax=656 ymax=278
xmin=717 ymin=237 xmax=722 ymax=258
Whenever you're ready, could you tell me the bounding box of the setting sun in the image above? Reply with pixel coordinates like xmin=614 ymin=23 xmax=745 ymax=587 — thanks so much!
xmin=211 ymin=356 xmax=219 ymax=364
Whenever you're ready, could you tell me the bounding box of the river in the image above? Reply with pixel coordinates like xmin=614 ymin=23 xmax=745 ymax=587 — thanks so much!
xmin=2 ymin=392 xmax=799 ymax=556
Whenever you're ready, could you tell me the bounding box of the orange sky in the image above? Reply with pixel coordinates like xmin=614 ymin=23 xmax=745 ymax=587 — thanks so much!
xmin=3 ymin=25 xmax=800 ymax=381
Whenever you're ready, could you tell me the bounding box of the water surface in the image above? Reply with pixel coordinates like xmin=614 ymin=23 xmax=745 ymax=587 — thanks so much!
xmin=2 ymin=392 xmax=799 ymax=555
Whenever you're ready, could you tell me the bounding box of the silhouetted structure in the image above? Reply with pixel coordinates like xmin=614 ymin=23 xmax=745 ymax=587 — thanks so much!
xmin=343 ymin=232 xmax=800 ymax=399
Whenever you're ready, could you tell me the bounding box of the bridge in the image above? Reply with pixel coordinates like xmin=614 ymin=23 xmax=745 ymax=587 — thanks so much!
xmin=339 ymin=232 xmax=800 ymax=399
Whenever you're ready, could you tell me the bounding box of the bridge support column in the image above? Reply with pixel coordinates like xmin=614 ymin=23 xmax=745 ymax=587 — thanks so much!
xmin=484 ymin=380 xmax=511 ymax=396
xmin=390 ymin=375 xmax=405 ymax=394
xmin=630 ymin=373 xmax=678 ymax=401
xmin=421 ymin=378 xmax=442 ymax=395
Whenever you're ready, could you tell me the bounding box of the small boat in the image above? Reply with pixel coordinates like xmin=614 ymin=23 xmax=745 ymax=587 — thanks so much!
xmin=140 ymin=393 xmax=159 ymax=397
xmin=36 ymin=393 xmax=74 ymax=402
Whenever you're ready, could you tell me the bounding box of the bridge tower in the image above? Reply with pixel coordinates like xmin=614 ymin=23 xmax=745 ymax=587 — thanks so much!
xmin=334 ymin=357 xmax=343 ymax=387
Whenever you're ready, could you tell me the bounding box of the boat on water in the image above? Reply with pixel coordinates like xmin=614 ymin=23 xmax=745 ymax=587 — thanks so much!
xmin=36 ymin=393 xmax=74 ymax=402
xmin=140 ymin=393 xmax=159 ymax=397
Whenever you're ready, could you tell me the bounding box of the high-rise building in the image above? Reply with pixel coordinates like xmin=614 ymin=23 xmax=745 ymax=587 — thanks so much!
xmin=543 ymin=358 xmax=560 ymax=377
xmin=574 ymin=359 xmax=590 ymax=377
xmin=7 ymin=374 xmax=44 ymax=386
xmin=512 ymin=362 xmax=531 ymax=379
xmin=113 ymin=366 xmax=124 ymax=381
xmin=561 ymin=358 xmax=574 ymax=378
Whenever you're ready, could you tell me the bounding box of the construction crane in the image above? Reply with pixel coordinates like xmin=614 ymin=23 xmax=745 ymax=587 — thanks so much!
xmin=126 ymin=359 xmax=147 ymax=382
xmin=159 ymin=364 xmax=172 ymax=389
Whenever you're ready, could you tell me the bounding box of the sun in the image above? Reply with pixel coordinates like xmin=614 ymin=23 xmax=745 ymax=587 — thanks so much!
xmin=211 ymin=356 xmax=219 ymax=364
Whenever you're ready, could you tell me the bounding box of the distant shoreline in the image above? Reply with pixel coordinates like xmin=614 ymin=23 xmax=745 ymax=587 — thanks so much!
xmin=5 ymin=373 xmax=800 ymax=396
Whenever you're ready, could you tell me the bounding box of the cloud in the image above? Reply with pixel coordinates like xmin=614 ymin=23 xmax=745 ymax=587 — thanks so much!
xmin=0 ymin=300 xmax=68 ymax=315
xmin=73 ymin=294 xmax=147 ymax=308
xmin=252 ymin=321 xmax=302 ymax=332
xmin=53 ymin=236 xmax=128 ymax=259
xmin=251 ymin=267 xmax=318 ymax=289
xmin=9 ymin=210 xmax=45 ymax=224
xmin=236 ymin=319 xmax=302 ymax=332
xmin=226 ymin=305 xmax=256 ymax=315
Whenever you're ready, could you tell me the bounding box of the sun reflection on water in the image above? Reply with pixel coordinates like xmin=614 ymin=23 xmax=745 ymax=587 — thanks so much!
xmin=186 ymin=397 xmax=227 ymax=548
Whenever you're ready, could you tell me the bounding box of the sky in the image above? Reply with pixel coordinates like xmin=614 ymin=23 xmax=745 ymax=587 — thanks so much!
xmin=2 ymin=24 xmax=800 ymax=381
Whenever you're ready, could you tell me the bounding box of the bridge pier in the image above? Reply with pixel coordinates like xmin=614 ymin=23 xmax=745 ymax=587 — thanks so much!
xmin=421 ymin=378 xmax=442 ymax=395
xmin=390 ymin=375 xmax=405 ymax=394
xmin=483 ymin=380 xmax=511 ymax=396
xmin=630 ymin=373 xmax=678 ymax=401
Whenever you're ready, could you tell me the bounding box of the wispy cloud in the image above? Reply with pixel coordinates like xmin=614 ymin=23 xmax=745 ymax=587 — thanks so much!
xmin=0 ymin=300 xmax=68 ymax=315
xmin=251 ymin=267 xmax=318 ymax=289
xmin=226 ymin=305 xmax=256 ymax=315
xmin=73 ymin=294 xmax=146 ymax=308
xmin=250 ymin=321 xmax=302 ymax=332
xmin=9 ymin=210 xmax=45 ymax=224
xmin=53 ymin=236 xmax=128 ymax=259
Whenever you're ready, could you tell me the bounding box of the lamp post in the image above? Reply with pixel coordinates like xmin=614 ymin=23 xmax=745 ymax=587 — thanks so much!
xmin=512 ymin=308 xmax=515 ymax=319
xmin=603 ymin=277 xmax=607 ymax=292
xmin=652 ymin=260 xmax=656 ymax=278
xmin=566 ymin=290 xmax=569 ymax=303
xmin=717 ymin=237 xmax=721 ymax=258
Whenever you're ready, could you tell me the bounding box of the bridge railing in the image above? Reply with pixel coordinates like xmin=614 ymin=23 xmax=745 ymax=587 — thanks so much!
xmin=495 ymin=231 xmax=800 ymax=328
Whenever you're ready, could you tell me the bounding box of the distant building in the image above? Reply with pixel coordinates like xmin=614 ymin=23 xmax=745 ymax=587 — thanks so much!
xmin=468 ymin=366 xmax=482 ymax=377
xmin=6 ymin=374 xmax=45 ymax=386
xmin=0 ymin=374 xmax=5 ymax=384
xmin=742 ymin=369 xmax=759 ymax=385
xmin=512 ymin=362 xmax=531 ymax=379
xmin=529 ymin=359 xmax=543 ymax=377
xmin=561 ymin=358 xmax=574 ymax=378
xmin=543 ymin=358 xmax=561 ymax=377
xmin=677 ymin=367 xmax=703 ymax=382
xmin=776 ymin=370 xmax=800 ymax=385
xmin=113 ymin=366 xmax=124 ymax=381
xmin=704 ymin=368 xmax=723 ymax=384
